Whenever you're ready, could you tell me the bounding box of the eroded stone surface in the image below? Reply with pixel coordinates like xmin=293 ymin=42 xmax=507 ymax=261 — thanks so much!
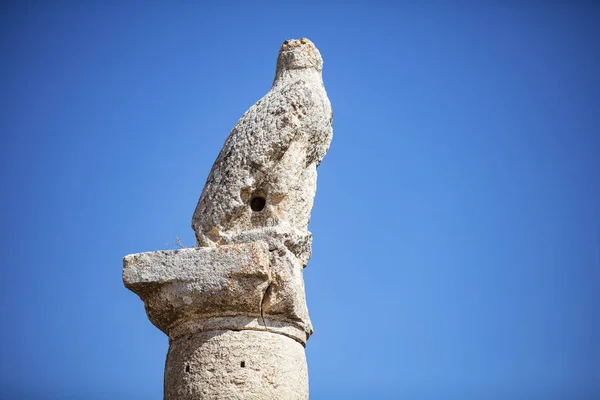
xmin=123 ymin=241 xmax=312 ymax=343
xmin=165 ymin=330 xmax=308 ymax=400
xmin=123 ymin=242 xmax=270 ymax=335
xmin=192 ymin=38 xmax=333 ymax=266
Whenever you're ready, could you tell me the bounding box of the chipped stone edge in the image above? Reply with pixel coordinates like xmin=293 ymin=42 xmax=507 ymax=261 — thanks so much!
xmin=122 ymin=241 xmax=308 ymax=345
xmin=169 ymin=315 xmax=308 ymax=346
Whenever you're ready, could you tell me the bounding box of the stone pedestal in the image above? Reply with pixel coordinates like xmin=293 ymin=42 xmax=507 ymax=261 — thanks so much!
xmin=123 ymin=241 xmax=312 ymax=399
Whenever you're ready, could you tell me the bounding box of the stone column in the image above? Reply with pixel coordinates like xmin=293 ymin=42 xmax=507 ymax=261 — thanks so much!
xmin=123 ymin=38 xmax=332 ymax=400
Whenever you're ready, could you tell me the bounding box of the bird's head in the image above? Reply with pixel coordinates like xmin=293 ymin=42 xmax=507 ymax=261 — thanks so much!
xmin=275 ymin=38 xmax=323 ymax=75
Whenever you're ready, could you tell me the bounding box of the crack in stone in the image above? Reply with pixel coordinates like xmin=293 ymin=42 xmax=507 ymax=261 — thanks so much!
xmin=260 ymin=282 xmax=272 ymax=329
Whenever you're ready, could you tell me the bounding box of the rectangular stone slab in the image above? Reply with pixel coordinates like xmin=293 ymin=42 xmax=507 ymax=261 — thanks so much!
xmin=123 ymin=242 xmax=271 ymax=334
xmin=123 ymin=241 xmax=270 ymax=289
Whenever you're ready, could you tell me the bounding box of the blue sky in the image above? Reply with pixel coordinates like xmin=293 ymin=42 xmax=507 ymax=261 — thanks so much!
xmin=1 ymin=2 xmax=599 ymax=399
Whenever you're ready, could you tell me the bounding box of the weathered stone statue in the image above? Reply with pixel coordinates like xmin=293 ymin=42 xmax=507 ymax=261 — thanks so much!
xmin=123 ymin=38 xmax=332 ymax=399
xmin=192 ymin=37 xmax=332 ymax=266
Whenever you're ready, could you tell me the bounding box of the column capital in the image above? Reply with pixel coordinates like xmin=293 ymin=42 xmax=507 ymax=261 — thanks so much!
xmin=123 ymin=241 xmax=312 ymax=345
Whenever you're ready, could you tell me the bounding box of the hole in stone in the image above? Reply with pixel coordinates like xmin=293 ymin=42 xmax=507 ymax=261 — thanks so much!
xmin=240 ymin=361 xmax=246 ymax=368
xmin=250 ymin=196 xmax=266 ymax=212
xmin=185 ymin=365 xmax=190 ymax=373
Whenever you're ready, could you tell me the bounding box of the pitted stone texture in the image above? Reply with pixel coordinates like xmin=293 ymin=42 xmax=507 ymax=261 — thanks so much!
xmin=192 ymin=38 xmax=333 ymax=266
xmin=165 ymin=330 xmax=308 ymax=400
xmin=262 ymin=245 xmax=310 ymax=330
xmin=123 ymin=241 xmax=312 ymax=343
xmin=123 ymin=242 xmax=271 ymax=335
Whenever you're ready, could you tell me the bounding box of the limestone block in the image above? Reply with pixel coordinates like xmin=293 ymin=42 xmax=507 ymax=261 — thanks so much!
xmin=123 ymin=242 xmax=270 ymax=333
xmin=123 ymin=241 xmax=312 ymax=344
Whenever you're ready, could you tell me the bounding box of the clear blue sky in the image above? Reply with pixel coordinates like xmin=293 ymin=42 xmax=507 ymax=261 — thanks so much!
xmin=1 ymin=2 xmax=599 ymax=399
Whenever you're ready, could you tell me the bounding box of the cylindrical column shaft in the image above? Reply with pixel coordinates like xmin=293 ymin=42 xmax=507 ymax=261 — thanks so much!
xmin=164 ymin=330 xmax=308 ymax=400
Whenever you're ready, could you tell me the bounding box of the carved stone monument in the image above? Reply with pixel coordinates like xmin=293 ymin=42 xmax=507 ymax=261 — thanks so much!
xmin=123 ymin=38 xmax=332 ymax=399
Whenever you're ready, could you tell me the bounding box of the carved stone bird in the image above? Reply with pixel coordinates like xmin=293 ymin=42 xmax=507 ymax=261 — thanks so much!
xmin=192 ymin=38 xmax=333 ymax=265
